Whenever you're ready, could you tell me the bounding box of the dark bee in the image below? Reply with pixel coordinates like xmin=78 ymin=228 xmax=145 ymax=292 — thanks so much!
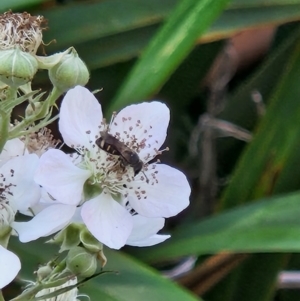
xmin=96 ymin=131 xmax=143 ymax=176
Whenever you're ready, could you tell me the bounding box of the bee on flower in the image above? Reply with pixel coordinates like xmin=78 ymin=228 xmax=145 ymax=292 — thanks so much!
xmin=15 ymin=86 xmax=190 ymax=250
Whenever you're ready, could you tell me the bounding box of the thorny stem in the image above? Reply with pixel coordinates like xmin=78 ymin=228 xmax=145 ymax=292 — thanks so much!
xmin=0 ymin=109 xmax=10 ymax=153
xmin=6 ymin=87 xmax=18 ymax=102
xmin=9 ymin=114 xmax=59 ymax=140
xmin=9 ymin=275 xmax=73 ymax=301
xmin=48 ymin=258 xmax=67 ymax=280
xmin=8 ymin=85 xmax=61 ymax=139
xmin=9 ymin=282 xmax=44 ymax=301
xmin=47 ymin=86 xmax=62 ymax=107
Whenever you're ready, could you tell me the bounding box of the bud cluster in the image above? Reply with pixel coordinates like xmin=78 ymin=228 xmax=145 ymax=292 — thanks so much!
xmin=0 ymin=10 xmax=89 ymax=153
xmin=0 ymin=10 xmax=92 ymax=299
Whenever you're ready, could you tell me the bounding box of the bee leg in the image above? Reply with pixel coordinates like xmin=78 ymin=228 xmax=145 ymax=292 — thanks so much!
xmin=107 ymin=158 xmax=122 ymax=174
xmin=119 ymin=157 xmax=128 ymax=173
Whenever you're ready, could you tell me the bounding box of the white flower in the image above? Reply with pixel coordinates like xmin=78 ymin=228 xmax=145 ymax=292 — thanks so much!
xmin=0 ymin=138 xmax=28 ymax=167
xmin=0 ymin=153 xmax=40 ymax=288
xmin=15 ymin=86 xmax=190 ymax=249
xmin=0 ymin=245 xmax=21 ymax=289
xmin=0 ymin=153 xmax=40 ymax=215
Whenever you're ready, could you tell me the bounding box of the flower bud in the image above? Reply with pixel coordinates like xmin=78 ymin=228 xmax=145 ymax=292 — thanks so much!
xmin=66 ymin=246 xmax=97 ymax=278
xmin=49 ymin=47 xmax=89 ymax=92
xmin=0 ymin=48 xmax=38 ymax=88
xmin=35 ymin=263 xmax=52 ymax=281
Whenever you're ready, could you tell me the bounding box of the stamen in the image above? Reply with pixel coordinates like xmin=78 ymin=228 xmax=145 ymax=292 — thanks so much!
xmin=107 ymin=112 xmax=117 ymax=132
xmin=141 ymin=171 xmax=149 ymax=183
xmin=156 ymin=147 xmax=170 ymax=155
xmin=20 ymin=127 xmax=61 ymax=155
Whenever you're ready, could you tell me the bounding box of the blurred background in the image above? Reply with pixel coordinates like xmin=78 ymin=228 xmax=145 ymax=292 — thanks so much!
xmin=4 ymin=0 xmax=300 ymax=300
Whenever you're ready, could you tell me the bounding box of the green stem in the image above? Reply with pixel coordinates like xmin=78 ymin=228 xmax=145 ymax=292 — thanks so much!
xmin=47 ymin=86 xmax=62 ymax=107
xmin=8 ymin=86 xmax=61 ymax=139
xmin=9 ymin=283 xmax=44 ymax=301
xmin=10 ymin=275 xmax=72 ymax=301
xmin=6 ymin=87 xmax=17 ymax=102
xmin=8 ymin=114 xmax=37 ymax=139
xmin=8 ymin=114 xmax=58 ymax=140
xmin=48 ymin=258 xmax=67 ymax=279
xmin=0 ymin=109 xmax=10 ymax=153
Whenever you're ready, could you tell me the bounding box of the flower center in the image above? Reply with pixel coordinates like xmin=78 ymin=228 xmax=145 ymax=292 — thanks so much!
xmin=78 ymin=142 xmax=134 ymax=199
xmin=76 ymin=112 xmax=167 ymax=204
xmin=0 ymin=173 xmax=16 ymax=228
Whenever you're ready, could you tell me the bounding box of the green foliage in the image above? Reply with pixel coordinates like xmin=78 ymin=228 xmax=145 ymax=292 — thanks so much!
xmin=5 ymin=0 xmax=300 ymax=300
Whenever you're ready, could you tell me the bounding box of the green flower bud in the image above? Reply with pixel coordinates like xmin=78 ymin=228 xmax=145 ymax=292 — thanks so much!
xmin=0 ymin=48 xmax=38 ymax=88
xmin=50 ymin=223 xmax=103 ymax=257
xmin=66 ymin=246 xmax=97 ymax=278
xmin=49 ymin=223 xmax=81 ymax=253
xmin=49 ymin=47 xmax=89 ymax=92
xmin=36 ymin=263 xmax=53 ymax=281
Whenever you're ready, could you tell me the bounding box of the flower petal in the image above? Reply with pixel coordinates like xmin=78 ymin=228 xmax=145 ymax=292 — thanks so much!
xmin=13 ymin=204 xmax=76 ymax=242
xmin=109 ymin=101 xmax=170 ymax=162
xmin=0 ymin=138 xmax=27 ymax=167
xmin=35 ymin=149 xmax=91 ymax=205
xmin=128 ymin=164 xmax=190 ymax=218
xmin=0 ymin=246 xmax=20 ymax=288
xmin=1 ymin=154 xmax=40 ymax=212
xmin=130 ymin=215 xmax=165 ymax=239
xmin=59 ymin=86 xmax=103 ymax=149
xmin=127 ymin=234 xmax=170 ymax=247
xmin=81 ymin=193 xmax=133 ymax=249
xmin=126 ymin=215 xmax=170 ymax=247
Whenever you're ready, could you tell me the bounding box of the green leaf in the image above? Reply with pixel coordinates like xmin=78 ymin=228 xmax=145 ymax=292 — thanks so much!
xmin=82 ymin=249 xmax=201 ymax=301
xmin=131 ymin=24 xmax=300 ymax=264
xmin=203 ymin=25 xmax=300 ymax=301
xmin=219 ymin=32 xmax=300 ymax=208
xmin=7 ymin=0 xmax=295 ymax=76
xmin=0 ymin=0 xmax=50 ymax=11
xmin=41 ymin=0 xmax=178 ymax=50
xmin=231 ymin=0 xmax=300 ymax=6
xmin=72 ymin=4 xmax=300 ymax=70
xmin=108 ymin=0 xmax=231 ymax=113
xmin=136 ymin=191 xmax=300 ymax=262
xmin=205 ymin=4 xmax=300 ymax=43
